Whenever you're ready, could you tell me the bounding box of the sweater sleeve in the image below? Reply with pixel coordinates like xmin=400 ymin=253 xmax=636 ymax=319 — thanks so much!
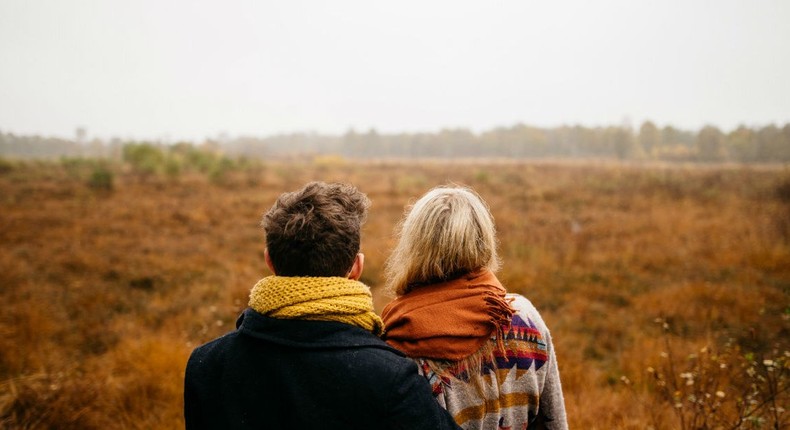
xmin=537 ymin=326 xmax=568 ymax=430
xmin=382 ymin=357 xmax=462 ymax=430
xmin=507 ymin=294 xmax=568 ymax=430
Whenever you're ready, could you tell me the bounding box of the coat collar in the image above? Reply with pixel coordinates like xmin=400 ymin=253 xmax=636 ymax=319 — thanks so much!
xmin=236 ymin=308 xmax=404 ymax=354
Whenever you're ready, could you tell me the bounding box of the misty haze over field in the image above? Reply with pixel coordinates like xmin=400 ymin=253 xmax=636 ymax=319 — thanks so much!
xmin=1 ymin=1 xmax=789 ymax=143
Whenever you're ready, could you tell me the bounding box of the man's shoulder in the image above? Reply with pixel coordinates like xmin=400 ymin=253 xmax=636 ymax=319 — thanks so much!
xmin=238 ymin=308 xmax=402 ymax=353
xmin=301 ymin=322 xmax=413 ymax=371
xmin=187 ymin=330 xmax=239 ymax=366
xmin=325 ymin=338 xmax=420 ymax=389
xmin=187 ymin=315 xmax=408 ymax=366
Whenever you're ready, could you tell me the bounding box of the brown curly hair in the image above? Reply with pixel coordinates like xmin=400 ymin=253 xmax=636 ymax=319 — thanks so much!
xmin=261 ymin=181 xmax=370 ymax=277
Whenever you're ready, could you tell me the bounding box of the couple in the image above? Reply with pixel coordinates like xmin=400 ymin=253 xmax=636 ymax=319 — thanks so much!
xmin=184 ymin=182 xmax=567 ymax=430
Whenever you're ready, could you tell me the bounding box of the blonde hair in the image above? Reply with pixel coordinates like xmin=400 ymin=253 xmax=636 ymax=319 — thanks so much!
xmin=385 ymin=185 xmax=500 ymax=296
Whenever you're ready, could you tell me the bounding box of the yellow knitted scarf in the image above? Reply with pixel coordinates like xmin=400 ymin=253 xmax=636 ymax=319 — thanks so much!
xmin=248 ymin=276 xmax=384 ymax=336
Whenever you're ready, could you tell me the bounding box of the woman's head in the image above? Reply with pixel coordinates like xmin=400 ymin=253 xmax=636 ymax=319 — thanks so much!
xmin=385 ymin=185 xmax=500 ymax=296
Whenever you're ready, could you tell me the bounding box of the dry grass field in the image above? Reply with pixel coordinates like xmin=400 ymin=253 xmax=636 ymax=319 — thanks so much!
xmin=1 ymin=158 xmax=788 ymax=429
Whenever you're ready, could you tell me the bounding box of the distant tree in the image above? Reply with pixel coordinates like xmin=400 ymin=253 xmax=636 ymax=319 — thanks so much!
xmin=726 ymin=126 xmax=757 ymax=162
xmin=341 ymin=129 xmax=363 ymax=157
xmin=523 ymin=125 xmax=550 ymax=157
xmin=480 ymin=127 xmax=513 ymax=157
xmin=755 ymin=124 xmax=790 ymax=162
xmin=75 ymin=127 xmax=87 ymax=145
xmin=86 ymin=138 xmax=105 ymax=158
xmin=783 ymin=124 xmax=790 ymax=162
xmin=661 ymin=125 xmax=695 ymax=149
xmin=638 ymin=121 xmax=661 ymax=158
xmin=364 ymin=128 xmax=381 ymax=157
xmin=3 ymin=122 xmax=789 ymax=163
xmin=696 ymin=125 xmax=727 ymax=161
xmin=437 ymin=128 xmax=475 ymax=158
xmin=607 ymin=126 xmax=641 ymax=160
xmin=552 ymin=126 xmax=579 ymax=157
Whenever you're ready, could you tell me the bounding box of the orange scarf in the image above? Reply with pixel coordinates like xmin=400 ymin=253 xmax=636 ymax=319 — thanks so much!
xmin=381 ymin=270 xmax=515 ymax=361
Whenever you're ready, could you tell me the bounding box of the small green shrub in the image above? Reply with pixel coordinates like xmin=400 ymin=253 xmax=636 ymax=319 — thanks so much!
xmin=208 ymin=157 xmax=236 ymax=185
xmin=775 ymin=176 xmax=790 ymax=204
xmin=61 ymin=157 xmax=96 ymax=179
xmin=87 ymin=164 xmax=114 ymax=191
xmin=164 ymin=157 xmax=182 ymax=180
xmin=122 ymin=143 xmax=165 ymax=178
xmin=0 ymin=157 xmax=14 ymax=174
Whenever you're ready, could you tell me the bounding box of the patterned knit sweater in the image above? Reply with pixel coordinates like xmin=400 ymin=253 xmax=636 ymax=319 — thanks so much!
xmin=415 ymin=294 xmax=568 ymax=430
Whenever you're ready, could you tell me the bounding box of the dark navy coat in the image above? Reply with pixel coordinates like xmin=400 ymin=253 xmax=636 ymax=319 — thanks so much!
xmin=184 ymin=308 xmax=461 ymax=430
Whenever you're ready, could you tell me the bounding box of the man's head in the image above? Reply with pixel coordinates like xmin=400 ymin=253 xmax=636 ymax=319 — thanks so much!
xmin=261 ymin=181 xmax=370 ymax=278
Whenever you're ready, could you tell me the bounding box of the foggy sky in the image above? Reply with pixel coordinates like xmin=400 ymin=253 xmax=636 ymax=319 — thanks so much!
xmin=1 ymin=0 xmax=788 ymax=141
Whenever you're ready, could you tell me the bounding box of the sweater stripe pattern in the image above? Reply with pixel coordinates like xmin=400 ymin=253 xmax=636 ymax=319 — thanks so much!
xmin=418 ymin=295 xmax=568 ymax=429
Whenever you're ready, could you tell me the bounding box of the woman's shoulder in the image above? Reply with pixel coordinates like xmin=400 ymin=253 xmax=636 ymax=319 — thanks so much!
xmin=505 ymin=293 xmax=539 ymax=315
xmin=505 ymin=293 xmax=551 ymax=334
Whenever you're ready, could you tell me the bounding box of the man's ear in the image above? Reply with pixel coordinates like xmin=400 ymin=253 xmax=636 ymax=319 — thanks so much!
xmin=347 ymin=253 xmax=364 ymax=280
xmin=264 ymin=248 xmax=277 ymax=275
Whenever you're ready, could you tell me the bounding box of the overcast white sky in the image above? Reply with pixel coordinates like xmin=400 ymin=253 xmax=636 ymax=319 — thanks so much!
xmin=1 ymin=0 xmax=788 ymax=141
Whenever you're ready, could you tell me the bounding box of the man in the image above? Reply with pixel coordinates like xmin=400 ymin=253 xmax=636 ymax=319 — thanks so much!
xmin=184 ymin=182 xmax=461 ymax=429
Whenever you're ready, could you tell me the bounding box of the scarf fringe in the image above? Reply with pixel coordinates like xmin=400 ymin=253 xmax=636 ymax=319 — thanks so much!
xmin=484 ymin=291 xmax=515 ymax=356
xmin=421 ymin=341 xmax=501 ymax=398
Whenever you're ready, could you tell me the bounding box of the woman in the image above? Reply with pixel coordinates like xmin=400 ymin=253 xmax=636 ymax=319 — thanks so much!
xmin=381 ymin=186 xmax=568 ymax=430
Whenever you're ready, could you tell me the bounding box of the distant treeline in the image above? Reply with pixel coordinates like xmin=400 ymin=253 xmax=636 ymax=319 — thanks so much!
xmin=2 ymin=121 xmax=789 ymax=163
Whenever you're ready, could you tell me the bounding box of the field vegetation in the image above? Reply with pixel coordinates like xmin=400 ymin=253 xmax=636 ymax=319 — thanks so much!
xmin=1 ymin=152 xmax=788 ymax=429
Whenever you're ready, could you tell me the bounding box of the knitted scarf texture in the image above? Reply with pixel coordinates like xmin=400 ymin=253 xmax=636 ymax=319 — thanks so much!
xmin=248 ymin=276 xmax=384 ymax=336
xmin=381 ymin=270 xmax=515 ymax=361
